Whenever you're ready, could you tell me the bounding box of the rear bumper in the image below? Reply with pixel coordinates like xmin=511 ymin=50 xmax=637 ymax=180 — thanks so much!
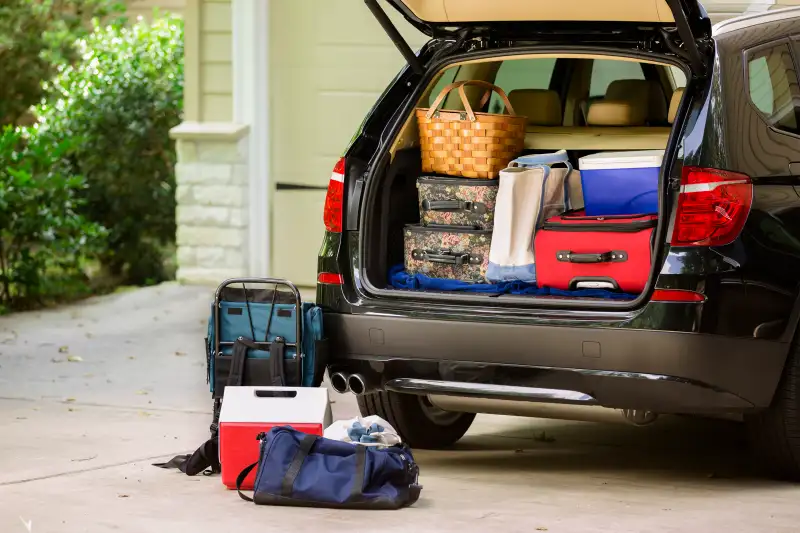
xmin=325 ymin=312 xmax=789 ymax=413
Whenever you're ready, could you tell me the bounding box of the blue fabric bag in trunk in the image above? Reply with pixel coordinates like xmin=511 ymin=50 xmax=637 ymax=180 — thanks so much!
xmin=237 ymin=426 xmax=422 ymax=510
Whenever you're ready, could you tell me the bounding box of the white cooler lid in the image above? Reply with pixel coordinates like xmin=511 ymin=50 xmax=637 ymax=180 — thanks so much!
xmin=219 ymin=386 xmax=331 ymax=424
xmin=579 ymin=150 xmax=664 ymax=171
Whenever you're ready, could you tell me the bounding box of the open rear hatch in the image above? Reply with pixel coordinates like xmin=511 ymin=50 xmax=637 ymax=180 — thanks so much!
xmin=352 ymin=0 xmax=712 ymax=309
xmin=368 ymin=0 xmax=711 ymax=75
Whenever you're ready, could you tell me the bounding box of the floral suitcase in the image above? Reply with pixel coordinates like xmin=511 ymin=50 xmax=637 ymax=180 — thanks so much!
xmin=417 ymin=176 xmax=498 ymax=230
xmin=403 ymin=224 xmax=492 ymax=283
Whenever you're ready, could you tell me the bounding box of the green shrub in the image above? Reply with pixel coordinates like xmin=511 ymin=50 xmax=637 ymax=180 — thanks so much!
xmin=0 ymin=126 xmax=106 ymax=311
xmin=37 ymin=14 xmax=184 ymax=285
xmin=0 ymin=0 xmax=124 ymax=127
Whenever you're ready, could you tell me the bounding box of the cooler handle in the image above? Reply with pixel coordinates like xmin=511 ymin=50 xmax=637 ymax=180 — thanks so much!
xmin=556 ymin=250 xmax=628 ymax=263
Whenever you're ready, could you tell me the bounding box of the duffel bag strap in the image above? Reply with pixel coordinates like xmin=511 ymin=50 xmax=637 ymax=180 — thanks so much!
xmin=348 ymin=444 xmax=367 ymax=503
xmin=236 ymin=462 xmax=259 ymax=502
xmin=237 ymin=433 xmax=318 ymax=503
xmin=281 ymin=434 xmax=319 ymax=496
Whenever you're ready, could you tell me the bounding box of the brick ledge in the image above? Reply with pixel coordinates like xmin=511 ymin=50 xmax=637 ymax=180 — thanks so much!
xmin=169 ymin=121 xmax=250 ymax=142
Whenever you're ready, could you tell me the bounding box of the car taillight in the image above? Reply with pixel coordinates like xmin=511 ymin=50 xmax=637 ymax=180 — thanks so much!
xmin=317 ymin=272 xmax=344 ymax=285
xmin=323 ymin=157 xmax=345 ymax=233
xmin=650 ymin=289 xmax=705 ymax=302
xmin=670 ymin=167 xmax=752 ymax=247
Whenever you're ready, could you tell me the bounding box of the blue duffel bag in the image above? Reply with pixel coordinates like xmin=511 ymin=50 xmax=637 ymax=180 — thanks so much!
xmin=236 ymin=426 xmax=422 ymax=509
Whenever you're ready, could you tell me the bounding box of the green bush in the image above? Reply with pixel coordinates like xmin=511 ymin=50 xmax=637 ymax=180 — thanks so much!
xmin=0 ymin=126 xmax=106 ymax=311
xmin=0 ymin=0 xmax=124 ymax=127
xmin=37 ymin=14 xmax=184 ymax=285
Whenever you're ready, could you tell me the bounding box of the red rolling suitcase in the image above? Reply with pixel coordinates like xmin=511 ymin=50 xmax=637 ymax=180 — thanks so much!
xmin=534 ymin=211 xmax=657 ymax=293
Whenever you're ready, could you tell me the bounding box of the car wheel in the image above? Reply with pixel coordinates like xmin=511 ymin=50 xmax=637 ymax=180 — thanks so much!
xmin=745 ymin=339 xmax=800 ymax=480
xmin=357 ymin=391 xmax=475 ymax=449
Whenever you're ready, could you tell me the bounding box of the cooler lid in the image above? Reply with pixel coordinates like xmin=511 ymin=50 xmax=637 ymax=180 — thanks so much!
xmin=579 ymin=150 xmax=665 ymax=171
xmin=219 ymin=386 xmax=331 ymax=424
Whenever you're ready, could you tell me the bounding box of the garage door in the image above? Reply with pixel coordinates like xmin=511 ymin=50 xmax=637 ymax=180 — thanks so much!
xmin=269 ymin=0 xmax=426 ymax=286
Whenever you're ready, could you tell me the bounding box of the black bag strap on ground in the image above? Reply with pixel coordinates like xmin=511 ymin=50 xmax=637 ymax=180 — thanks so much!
xmin=152 ymin=437 xmax=220 ymax=476
xmin=153 ymin=400 xmax=222 ymax=476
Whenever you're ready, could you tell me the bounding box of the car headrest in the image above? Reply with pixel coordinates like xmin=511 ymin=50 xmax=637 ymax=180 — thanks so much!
xmin=606 ymin=79 xmax=651 ymax=101
xmin=668 ymin=88 xmax=684 ymax=124
xmin=606 ymin=78 xmax=669 ymax=123
xmin=507 ymin=89 xmax=562 ymax=126
xmin=586 ymin=100 xmax=647 ymax=126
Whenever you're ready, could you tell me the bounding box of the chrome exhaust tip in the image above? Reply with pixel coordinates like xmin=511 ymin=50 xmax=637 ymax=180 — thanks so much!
xmin=330 ymin=372 xmax=350 ymax=394
xmin=348 ymin=374 xmax=367 ymax=395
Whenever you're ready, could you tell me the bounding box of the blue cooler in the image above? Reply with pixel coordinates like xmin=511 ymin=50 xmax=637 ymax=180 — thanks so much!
xmin=578 ymin=150 xmax=663 ymax=216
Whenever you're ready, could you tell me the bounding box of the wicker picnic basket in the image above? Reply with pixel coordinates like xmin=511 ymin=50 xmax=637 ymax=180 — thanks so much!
xmin=416 ymin=80 xmax=526 ymax=179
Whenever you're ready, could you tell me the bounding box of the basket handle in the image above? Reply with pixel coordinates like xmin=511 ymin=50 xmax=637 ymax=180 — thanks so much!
xmin=425 ymin=80 xmax=517 ymax=121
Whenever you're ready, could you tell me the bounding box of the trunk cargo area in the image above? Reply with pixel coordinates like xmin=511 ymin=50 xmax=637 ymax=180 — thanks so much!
xmin=356 ymin=47 xmax=691 ymax=307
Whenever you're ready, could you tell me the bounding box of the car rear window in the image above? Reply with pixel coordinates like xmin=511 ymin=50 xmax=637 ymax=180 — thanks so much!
xmin=488 ymin=58 xmax=557 ymax=112
xmin=590 ymin=59 xmax=646 ymax=97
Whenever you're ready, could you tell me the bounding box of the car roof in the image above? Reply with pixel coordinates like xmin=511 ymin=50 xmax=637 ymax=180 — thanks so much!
xmin=713 ymin=6 xmax=800 ymax=36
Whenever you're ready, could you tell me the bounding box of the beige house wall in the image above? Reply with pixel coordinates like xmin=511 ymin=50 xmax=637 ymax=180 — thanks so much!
xmin=171 ymin=0 xmax=243 ymax=284
xmin=182 ymin=0 xmax=233 ymax=123
xmin=269 ymin=1 xmax=426 ymax=285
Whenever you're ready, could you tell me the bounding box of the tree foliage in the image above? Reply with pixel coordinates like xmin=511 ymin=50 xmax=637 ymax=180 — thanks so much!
xmin=0 ymin=0 xmax=125 ymax=126
xmin=0 ymin=126 xmax=106 ymax=310
xmin=37 ymin=15 xmax=184 ymax=284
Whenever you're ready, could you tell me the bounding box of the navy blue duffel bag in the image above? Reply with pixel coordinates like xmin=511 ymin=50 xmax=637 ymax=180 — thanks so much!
xmin=236 ymin=426 xmax=422 ymax=509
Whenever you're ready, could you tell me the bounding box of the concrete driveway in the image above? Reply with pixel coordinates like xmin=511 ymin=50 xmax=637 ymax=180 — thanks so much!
xmin=1 ymin=283 xmax=799 ymax=532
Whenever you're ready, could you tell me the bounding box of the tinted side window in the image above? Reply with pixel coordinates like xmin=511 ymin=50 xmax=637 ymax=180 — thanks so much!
xmin=589 ymin=59 xmax=645 ymax=97
xmin=488 ymin=58 xmax=557 ymax=113
xmin=747 ymin=41 xmax=800 ymax=135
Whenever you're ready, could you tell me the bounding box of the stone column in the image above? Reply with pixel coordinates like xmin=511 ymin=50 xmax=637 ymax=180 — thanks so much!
xmin=170 ymin=122 xmax=251 ymax=284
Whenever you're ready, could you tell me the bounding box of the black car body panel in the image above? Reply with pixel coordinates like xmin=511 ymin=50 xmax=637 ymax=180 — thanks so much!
xmin=316 ymin=8 xmax=800 ymax=417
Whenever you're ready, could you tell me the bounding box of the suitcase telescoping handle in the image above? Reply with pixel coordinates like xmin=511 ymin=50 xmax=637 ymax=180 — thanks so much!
xmin=556 ymin=250 xmax=628 ymax=263
xmin=421 ymin=199 xmax=487 ymax=215
xmin=412 ymin=248 xmax=483 ymax=266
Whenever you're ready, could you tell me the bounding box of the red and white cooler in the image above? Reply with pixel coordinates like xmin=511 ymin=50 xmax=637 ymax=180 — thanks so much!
xmin=218 ymin=386 xmax=332 ymax=490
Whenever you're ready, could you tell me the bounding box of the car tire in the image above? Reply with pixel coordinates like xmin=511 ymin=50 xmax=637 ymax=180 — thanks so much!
xmin=745 ymin=340 xmax=800 ymax=480
xmin=357 ymin=391 xmax=475 ymax=449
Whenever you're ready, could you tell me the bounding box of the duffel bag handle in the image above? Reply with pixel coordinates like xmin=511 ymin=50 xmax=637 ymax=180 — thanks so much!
xmin=412 ymin=248 xmax=483 ymax=266
xmin=426 ymin=80 xmax=517 ymax=121
xmin=556 ymin=250 xmax=628 ymax=263
xmin=421 ymin=199 xmax=487 ymax=215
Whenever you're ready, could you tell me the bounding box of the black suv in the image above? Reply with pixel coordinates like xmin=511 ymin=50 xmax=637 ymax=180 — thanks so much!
xmin=316 ymin=0 xmax=800 ymax=478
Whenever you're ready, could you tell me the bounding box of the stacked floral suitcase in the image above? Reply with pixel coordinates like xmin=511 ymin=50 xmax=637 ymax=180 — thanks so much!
xmin=403 ymin=79 xmax=524 ymax=283
xmin=404 ymin=177 xmax=498 ymax=283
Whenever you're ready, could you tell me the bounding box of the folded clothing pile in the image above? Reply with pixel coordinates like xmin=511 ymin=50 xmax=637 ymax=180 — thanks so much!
xmin=324 ymin=415 xmax=402 ymax=446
